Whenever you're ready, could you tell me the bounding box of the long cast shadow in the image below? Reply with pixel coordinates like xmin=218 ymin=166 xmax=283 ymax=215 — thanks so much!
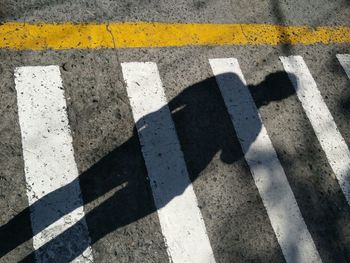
xmin=0 ymin=71 xmax=296 ymax=262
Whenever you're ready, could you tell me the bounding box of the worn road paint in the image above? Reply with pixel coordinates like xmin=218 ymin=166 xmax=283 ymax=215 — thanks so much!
xmin=14 ymin=66 xmax=93 ymax=262
xmin=209 ymin=58 xmax=322 ymax=263
xmin=0 ymin=22 xmax=350 ymax=50
xmin=121 ymin=62 xmax=216 ymax=263
xmin=337 ymin=54 xmax=350 ymax=79
xmin=281 ymin=56 xmax=350 ymax=206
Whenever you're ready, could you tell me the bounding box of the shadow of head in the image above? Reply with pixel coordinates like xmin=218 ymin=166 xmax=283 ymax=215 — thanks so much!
xmin=249 ymin=71 xmax=297 ymax=107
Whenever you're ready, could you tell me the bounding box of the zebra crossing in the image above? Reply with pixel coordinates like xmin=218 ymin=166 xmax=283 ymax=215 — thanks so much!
xmin=1 ymin=54 xmax=350 ymax=262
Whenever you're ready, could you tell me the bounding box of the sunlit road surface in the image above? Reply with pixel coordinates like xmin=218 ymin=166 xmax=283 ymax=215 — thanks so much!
xmin=0 ymin=0 xmax=350 ymax=262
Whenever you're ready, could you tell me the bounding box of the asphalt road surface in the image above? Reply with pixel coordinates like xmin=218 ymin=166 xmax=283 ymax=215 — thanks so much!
xmin=0 ymin=0 xmax=350 ymax=262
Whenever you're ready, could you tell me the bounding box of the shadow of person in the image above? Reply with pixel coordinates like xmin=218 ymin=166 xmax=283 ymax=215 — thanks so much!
xmin=0 ymin=71 xmax=296 ymax=262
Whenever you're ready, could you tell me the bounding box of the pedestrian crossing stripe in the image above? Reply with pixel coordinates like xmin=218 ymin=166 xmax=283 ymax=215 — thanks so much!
xmin=122 ymin=62 xmax=216 ymax=263
xmin=210 ymin=58 xmax=321 ymax=263
xmin=5 ymin=54 xmax=350 ymax=262
xmin=14 ymin=66 xmax=93 ymax=262
xmin=337 ymin=54 xmax=350 ymax=80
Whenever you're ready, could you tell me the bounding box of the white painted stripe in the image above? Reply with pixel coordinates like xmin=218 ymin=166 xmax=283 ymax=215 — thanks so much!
xmin=280 ymin=56 xmax=350 ymax=205
xmin=14 ymin=66 xmax=93 ymax=262
xmin=121 ymin=62 xmax=216 ymax=263
xmin=337 ymin=54 xmax=350 ymax=79
xmin=209 ymin=58 xmax=322 ymax=263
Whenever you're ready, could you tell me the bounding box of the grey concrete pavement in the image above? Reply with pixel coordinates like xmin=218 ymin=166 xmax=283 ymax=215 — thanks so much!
xmin=0 ymin=0 xmax=349 ymax=26
xmin=0 ymin=0 xmax=350 ymax=262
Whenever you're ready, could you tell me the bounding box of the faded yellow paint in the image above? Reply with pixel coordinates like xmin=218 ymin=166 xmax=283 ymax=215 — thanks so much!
xmin=0 ymin=22 xmax=349 ymax=50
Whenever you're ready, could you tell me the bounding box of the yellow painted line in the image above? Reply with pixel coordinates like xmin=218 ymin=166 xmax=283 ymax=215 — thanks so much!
xmin=0 ymin=22 xmax=350 ymax=50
